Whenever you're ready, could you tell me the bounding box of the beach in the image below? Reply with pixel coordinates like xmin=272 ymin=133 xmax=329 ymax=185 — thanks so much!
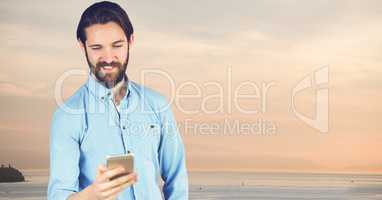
xmin=1 ymin=170 xmax=381 ymax=199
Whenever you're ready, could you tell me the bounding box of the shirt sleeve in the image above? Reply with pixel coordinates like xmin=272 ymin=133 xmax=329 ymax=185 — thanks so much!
xmin=158 ymin=104 xmax=189 ymax=200
xmin=47 ymin=109 xmax=81 ymax=200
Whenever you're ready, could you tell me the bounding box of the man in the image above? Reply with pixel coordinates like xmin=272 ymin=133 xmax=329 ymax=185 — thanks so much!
xmin=48 ymin=1 xmax=188 ymax=199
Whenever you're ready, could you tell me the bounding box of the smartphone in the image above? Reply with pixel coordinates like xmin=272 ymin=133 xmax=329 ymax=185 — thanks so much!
xmin=106 ymin=153 xmax=134 ymax=180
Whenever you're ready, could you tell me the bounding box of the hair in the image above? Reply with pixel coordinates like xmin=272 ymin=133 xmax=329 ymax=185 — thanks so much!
xmin=76 ymin=1 xmax=134 ymax=44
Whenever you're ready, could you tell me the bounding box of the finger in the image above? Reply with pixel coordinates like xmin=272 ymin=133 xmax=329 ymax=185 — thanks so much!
xmin=118 ymin=177 xmax=137 ymax=188
xmin=99 ymin=167 xmax=126 ymax=182
xmin=101 ymin=172 xmax=137 ymax=191
xmin=97 ymin=165 xmax=108 ymax=175
xmin=105 ymin=195 xmax=117 ymax=200
xmin=99 ymin=172 xmax=137 ymax=192
xmin=101 ymin=177 xmax=137 ymax=197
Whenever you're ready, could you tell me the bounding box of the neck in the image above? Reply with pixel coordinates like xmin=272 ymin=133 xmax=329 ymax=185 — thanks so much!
xmin=112 ymin=77 xmax=128 ymax=106
xmin=91 ymin=73 xmax=128 ymax=106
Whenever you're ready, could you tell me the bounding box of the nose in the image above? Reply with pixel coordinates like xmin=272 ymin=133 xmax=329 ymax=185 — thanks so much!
xmin=101 ymin=48 xmax=115 ymax=63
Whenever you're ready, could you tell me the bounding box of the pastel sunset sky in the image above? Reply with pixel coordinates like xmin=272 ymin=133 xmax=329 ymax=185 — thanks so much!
xmin=0 ymin=0 xmax=381 ymax=173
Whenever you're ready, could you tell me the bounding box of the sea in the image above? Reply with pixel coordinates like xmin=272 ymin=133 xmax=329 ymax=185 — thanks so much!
xmin=1 ymin=170 xmax=381 ymax=199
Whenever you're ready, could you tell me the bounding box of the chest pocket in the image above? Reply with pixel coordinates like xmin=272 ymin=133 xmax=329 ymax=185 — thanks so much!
xmin=126 ymin=121 xmax=161 ymax=157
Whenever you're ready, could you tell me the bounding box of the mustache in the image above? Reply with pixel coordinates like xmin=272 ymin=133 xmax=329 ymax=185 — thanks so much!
xmin=96 ymin=61 xmax=122 ymax=68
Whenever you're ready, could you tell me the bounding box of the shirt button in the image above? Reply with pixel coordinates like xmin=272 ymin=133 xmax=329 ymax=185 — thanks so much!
xmin=122 ymin=126 xmax=126 ymax=130
xmin=107 ymin=92 xmax=111 ymax=96
xmin=101 ymin=97 xmax=105 ymax=100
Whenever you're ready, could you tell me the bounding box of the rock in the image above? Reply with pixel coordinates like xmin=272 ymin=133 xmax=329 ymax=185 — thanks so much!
xmin=0 ymin=164 xmax=25 ymax=182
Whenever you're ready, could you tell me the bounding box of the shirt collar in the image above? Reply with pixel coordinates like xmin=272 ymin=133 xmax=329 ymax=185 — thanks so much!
xmin=86 ymin=72 xmax=130 ymax=101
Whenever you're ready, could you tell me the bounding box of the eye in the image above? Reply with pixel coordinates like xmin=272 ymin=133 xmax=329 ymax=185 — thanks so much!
xmin=91 ymin=47 xmax=101 ymax=50
xmin=113 ymin=45 xmax=123 ymax=48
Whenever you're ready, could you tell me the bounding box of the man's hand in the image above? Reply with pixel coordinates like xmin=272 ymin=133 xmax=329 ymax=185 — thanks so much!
xmin=68 ymin=165 xmax=138 ymax=200
xmin=90 ymin=165 xmax=138 ymax=200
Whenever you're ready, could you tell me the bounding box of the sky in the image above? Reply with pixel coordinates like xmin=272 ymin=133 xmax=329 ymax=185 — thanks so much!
xmin=0 ymin=0 xmax=381 ymax=173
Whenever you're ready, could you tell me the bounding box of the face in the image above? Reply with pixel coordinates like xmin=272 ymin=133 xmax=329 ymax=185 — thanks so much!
xmin=82 ymin=22 xmax=131 ymax=88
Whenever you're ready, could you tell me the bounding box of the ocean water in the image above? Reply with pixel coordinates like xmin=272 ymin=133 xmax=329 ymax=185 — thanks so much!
xmin=1 ymin=170 xmax=382 ymax=199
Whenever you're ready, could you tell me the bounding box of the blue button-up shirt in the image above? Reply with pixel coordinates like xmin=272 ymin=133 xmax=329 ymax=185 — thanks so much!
xmin=48 ymin=73 xmax=188 ymax=200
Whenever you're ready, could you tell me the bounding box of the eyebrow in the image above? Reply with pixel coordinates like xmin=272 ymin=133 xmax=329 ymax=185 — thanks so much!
xmin=88 ymin=39 xmax=125 ymax=48
xmin=112 ymin=39 xmax=125 ymax=45
xmin=88 ymin=44 xmax=102 ymax=48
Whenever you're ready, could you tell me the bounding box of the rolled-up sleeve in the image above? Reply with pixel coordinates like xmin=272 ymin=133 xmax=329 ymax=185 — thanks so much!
xmin=158 ymin=103 xmax=189 ymax=200
xmin=47 ymin=109 xmax=81 ymax=200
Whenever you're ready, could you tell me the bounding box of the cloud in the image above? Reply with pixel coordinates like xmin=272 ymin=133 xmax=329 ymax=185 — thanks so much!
xmin=0 ymin=123 xmax=43 ymax=135
xmin=0 ymin=0 xmax=381 ymax=172
xmin=0 ymin=81 xmax=48 ymax=98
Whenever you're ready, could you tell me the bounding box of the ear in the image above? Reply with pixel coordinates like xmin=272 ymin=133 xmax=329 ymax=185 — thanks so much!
xmin=78 ymin=40 xmax=86 ymax=53
xmin=128 ymin=34 xmax=135 ymax=47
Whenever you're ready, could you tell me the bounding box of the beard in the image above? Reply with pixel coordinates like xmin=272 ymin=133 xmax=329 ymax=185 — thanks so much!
xmin=85 ymin=47 xmax=129 ymax=89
